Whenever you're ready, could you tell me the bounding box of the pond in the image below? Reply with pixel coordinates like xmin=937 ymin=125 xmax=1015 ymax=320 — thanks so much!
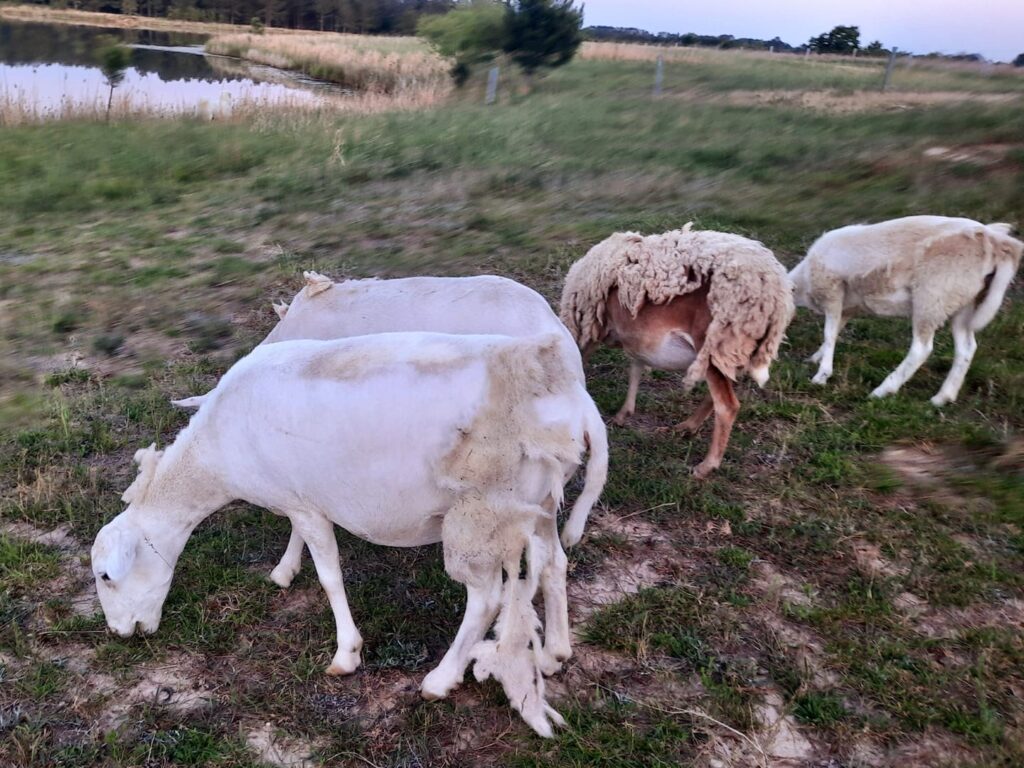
xmin=0 ymin=20 xmax=337 ymax=119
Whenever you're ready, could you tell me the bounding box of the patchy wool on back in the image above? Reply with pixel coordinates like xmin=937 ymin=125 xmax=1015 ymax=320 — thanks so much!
xmin=560 ymin=224 xmax=794 ymax=386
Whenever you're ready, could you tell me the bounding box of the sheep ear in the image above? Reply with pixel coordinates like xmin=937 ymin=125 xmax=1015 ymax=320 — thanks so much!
xmin=302 ymin=271 xmax=333 ymax=297
xmin=93 ymin=525 xmax=138 ymax=581
xmin=121 ymin=443 xmax=164 ymax=504
xmin=272 ymin=300 xmax=290 ymax=319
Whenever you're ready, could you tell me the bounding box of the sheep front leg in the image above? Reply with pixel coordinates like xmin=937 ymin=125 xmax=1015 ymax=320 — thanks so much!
xmin=871 ymin=319 xmax=936 ymax=399
xmin=289 ymin=514 xmax=363 ymax=675
xmin=421 ymin=572 xmax=502 ymax=700
xmin=269 ymin=528 xmax=305 ymax=588
xmin=811 ymin=298 xmax=845 ymax=385
xmin=931 ymin=307 xmax=977 ymax=406
xmin=693 ymin=368 xmax=739 ymax=479
xmin=612 ymin=360 xmax=645 ymax=425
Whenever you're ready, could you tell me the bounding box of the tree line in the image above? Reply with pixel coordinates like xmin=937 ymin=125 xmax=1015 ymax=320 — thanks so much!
xmin=27 ymin=0 xmax=452 ymax=33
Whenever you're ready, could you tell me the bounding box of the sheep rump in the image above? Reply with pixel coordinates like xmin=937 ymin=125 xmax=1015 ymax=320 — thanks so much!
xmin=560 ymin=224 xmax=794 ymax=388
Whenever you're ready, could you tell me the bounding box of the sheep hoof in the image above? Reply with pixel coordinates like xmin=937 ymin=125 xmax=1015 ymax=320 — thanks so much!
xmin=692 ymin=462 xmax=716 ymax=480
xmin=560 ymin=525 xmax=583 ymax=549
xmin=269 ymin=564 xmax=298 ymax=589
xmin=810 ymin=372 xmax=831 ymax=386
xmin=326 ymin=649 xmax=361 ymax=676
xmin=869 ymin=386 xmax=892 ymax=399
xmin=610 ymin=412 xmax=631 ymax=427
xmin=420 ymin=669 xmax=458 ymax=701
xmin=930 ymin=393 xmax=952 ymax=407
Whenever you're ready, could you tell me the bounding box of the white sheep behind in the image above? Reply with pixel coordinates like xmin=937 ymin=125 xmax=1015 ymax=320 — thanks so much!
xmin=790 ymin=216 xmax=1023 ymax=404
xmin=175 ymin=274 xmax=604 ymax=573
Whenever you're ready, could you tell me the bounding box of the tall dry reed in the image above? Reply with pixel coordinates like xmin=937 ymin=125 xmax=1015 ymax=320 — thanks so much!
xmin=206 ymin=33 xmax=451 ymax=96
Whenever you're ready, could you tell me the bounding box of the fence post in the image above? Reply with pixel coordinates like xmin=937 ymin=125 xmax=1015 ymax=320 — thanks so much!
xmin=881 ymin=47 xmax=898 ymax=91
xmin=653 ymin=54 xmax=664 ymax=96
xmin=485 ymin=66 xmax=499 ymax=105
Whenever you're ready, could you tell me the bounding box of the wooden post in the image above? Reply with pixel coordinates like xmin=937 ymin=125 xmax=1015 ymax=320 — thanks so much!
xmin=881 ymin=47 xmax=898 ymax=91
xmin=653 ymin=55 xmax=664 ymax=96
xmin=485 ymin=66 xmax=499 ymax=105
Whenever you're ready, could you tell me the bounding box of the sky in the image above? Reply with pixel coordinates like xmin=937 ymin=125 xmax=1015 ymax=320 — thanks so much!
xmin=582 ymin=1 xmax=1024 ymax=62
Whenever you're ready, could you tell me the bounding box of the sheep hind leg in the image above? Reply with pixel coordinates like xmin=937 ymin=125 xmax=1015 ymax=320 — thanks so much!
xmin=612 ymin=360 xmax=645 ymax=425
xmin=871 ymin=318 xmax=937 ymax=399
xmin=537 ymin=510 xmax=571 ymax=673
xmin=289 ymin=513 xmax=363 ymax=675
xmin=692 ymin=367 xmax=739 ymax=480
xmin=421 ymin=571 xmax=502 ymax=700
xmin=269 ymin=528 xmax=304 ymax=588
xmin=811 ymin=296 xmax=845 ymax=384
xmin=931 ymin=306 xmax=977 ymax=406
xmin=671 ymin=392 xmax=713 ymax=435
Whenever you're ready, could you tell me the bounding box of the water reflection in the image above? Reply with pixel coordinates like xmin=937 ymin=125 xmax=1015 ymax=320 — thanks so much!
xmin=0 ymin=20 xmax=334 ymax=117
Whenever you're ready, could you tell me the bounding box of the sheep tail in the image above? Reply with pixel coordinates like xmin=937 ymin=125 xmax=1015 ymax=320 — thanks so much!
xmin=560 ymin=396 xmax=609 ymax=548
xmin=971 ymin=257 xmax=1017 ymax=331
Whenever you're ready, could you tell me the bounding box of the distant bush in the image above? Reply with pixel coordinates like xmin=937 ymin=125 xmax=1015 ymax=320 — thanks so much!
xmin=1014 ymin=53 xmax=1024 ymax=67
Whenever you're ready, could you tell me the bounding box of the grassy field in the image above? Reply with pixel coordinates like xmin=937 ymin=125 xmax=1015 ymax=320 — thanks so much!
xmin=1 ymin=46 xmax=1024 ymax=767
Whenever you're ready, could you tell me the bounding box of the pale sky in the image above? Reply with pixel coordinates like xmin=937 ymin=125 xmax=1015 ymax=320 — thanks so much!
xmin=582 ymin=1 xmax=1024 ymax=62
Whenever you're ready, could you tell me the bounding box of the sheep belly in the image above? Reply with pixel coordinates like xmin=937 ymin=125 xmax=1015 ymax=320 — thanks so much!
xmin=847 ymin=286 xmax=912 ymax=317
xmin=631 ymin=330 xmax=698 ymax=371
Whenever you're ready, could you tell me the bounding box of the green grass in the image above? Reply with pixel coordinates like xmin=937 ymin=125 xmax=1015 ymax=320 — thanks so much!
xmin=0 ymin=49 xmax=1022 ymax=767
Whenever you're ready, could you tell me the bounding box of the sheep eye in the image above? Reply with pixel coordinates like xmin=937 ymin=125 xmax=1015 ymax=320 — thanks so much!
xmin=101 ymin=573 xmax=111 ymax=583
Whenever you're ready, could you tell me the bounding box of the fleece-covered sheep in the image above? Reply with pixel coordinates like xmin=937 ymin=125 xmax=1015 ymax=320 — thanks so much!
xmin=560 ymin=224 xmax=794 ymax=478
xmin=92 ymin=332 xmax=607 ymax=737
xmin=790 ymin=216 xmax=1023 ymax=405
xmin=175 ymin=273 xmax=604 ymax=567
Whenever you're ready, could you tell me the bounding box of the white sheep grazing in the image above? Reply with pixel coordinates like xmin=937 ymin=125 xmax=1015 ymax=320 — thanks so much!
xmin=790 ymin=216 xmax=1023 ymax=405
xmin=560 ymin=224 xmax=794 ymax=478
xmin=92 ymin=332 xmax=607 ymax=737
xmin=174 ymin=273 xmax=602 ymax=576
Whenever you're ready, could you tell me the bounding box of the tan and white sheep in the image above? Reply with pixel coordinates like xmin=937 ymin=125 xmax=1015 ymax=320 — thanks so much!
xmin=790 ymin=216 xmax=1023 ymax=405
xmin=559 ymin=224 xmax=794 ymax=478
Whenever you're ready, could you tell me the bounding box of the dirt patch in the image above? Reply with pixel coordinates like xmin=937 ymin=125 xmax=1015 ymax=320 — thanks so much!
xmin=880 ymin=444 xmax=955 ymax=486
xmin=751 ymin=561 xmax=815 ymax=610
xmin=246 ymin=721 xmax=319 ymax=768
xmin=756 ymin=690 xmax=816 ymax=765
xmin=96 ymin=653 xmax=216 ymax=731
xmin=893 ymin=591 xmax=928 ymax=618
xmin=850 ymin=539 xmax=908 ymax=578
xmin=2 ymin=520 xmax=100 ymax=619
xmin=762 ymin=614 xmax=838 ymax=689
xmin=923 ymin=143 xmax=1022 ymax=167
xmin=913 ymin=598 xmax=1024 ymax=639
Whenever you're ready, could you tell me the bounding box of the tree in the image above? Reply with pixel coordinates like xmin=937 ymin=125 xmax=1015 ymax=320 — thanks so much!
xmin=503 ymin=0 xmax=582 ymax=75
xmin=808 ymin=25 xmax=860 ymax=54
xmin=418 ymin=1 xmax=505 ymax=85
xmin=1014 ymin=53 xmax=1024 ymax=67
xmin=863 ymin=40 xmax=887 ymax=57
xmin=96 ymin=40 xmax=130 ymax=120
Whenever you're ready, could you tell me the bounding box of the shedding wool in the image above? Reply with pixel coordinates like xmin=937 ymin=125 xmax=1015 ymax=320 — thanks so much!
xmin=560 ymin=224 xmax=795 ymax=387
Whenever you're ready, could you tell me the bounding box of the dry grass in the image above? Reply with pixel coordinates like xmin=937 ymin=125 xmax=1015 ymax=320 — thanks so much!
xmin=0 ymin=84 xmax=452 ymax=125
xmin=206 ymin=33 xmax=451 ymax=95
xmin=0 ymin=3 xmax=255 ymax=35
